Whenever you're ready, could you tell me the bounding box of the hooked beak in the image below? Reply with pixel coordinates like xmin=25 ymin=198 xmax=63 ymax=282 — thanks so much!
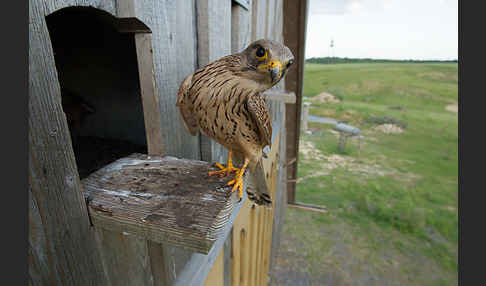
xmin=268 ymin=60 xmax=282 ymax=83
xmin=258 ymin=60 xmax=283 ymax=83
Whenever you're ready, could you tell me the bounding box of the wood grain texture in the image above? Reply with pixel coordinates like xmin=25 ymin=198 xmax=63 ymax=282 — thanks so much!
xmin=134 ymin=0 xmax=201 ymax=160
xmin=266 ymin=0 xmax=275 ymax=39
xmin=42 ymin=0 xmax=117 ymax=17
xmin=135 ymin=33 xmax=164 ymax=156
xmin=147 ymin=241 xmax=170 ymax=286
xmin=231 ymin=0 xmax=252 ymax=54
xmin=30 ymin=1 xmax=289 ymax=286
xmin=94 ymin=229 xmax=154 ymax=286
xmin=29 ymin=1 xmax=110 ymax=285
xmin=230 ymin=195 xmax=252 ymax=286
xmin=132 ymin=3 xmax=206 ymax=285
xmin=196 ymin=0 xmax=231 ymax=163
xmin=251 ymin=0 xmax=268 ymax=41
xmin=283 ymin=0 xmax=309 ymax=203
xmin=82 ymin=4 xmax=170 ymax=286
xmin=259 ymin=129 xmax=280 ymax=286
xmin=269 ymin=103 xmax=288 ymax=278
xmin=162 ymin=189 xmax=246 ymax=286
xmin=228 ymin=128 xmax=280 ymax=286
xmin=28 ymin=187 xmax=59 ymax=286
xmin=82 ymin=153 xmax=246 ymax=254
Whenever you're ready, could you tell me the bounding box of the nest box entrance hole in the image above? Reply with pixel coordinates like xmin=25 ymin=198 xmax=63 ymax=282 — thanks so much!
xmin=46 ymin=7 xmax=153 ymax=179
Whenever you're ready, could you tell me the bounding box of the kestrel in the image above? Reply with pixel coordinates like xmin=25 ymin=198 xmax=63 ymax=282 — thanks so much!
xmin=176 ymin=39 xmax=294 ymax=205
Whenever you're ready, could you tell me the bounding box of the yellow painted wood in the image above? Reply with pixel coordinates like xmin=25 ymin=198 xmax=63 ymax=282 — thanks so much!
xmin=204 ymin=247 xmax=224 ymax=286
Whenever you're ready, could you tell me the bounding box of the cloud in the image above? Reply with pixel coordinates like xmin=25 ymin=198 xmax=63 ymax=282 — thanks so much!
xmin=309 ymin=0 xmax=364 ymax=15
xmin=309 ymin=0 xmax=396 ymax=15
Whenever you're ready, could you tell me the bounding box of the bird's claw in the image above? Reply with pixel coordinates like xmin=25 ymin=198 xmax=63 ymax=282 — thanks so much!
xmin=208 ymin=162 xmax=240 ymax=177
xmin=227 ymin=169 xmax=245 ymax=200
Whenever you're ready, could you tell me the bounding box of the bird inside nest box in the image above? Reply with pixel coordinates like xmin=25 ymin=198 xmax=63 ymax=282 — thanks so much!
xmin=176 ymin=39 xmax=294 ymax=206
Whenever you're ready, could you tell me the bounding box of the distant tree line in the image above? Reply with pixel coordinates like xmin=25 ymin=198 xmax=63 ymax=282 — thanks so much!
xmin=305 ymin=57 xmax=458 ymax=64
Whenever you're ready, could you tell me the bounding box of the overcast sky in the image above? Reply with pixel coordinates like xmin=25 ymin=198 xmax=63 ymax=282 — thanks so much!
xmin=305 ymin=0 xmax=458 ymax=60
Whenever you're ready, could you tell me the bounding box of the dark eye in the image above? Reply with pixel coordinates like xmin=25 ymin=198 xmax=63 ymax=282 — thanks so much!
xmin=287 ymin=59 xmax=294 ymax=68
xmin=255 ymin=47 xmax=266 ymax=59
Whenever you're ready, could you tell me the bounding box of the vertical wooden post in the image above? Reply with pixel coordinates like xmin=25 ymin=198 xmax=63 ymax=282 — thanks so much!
xmin=338 ymin=133 xmax=347 ymax=153
xmin=232 ymin=0 xmax=252 ymax=54
xmin=283 ymin=0 xmax=309 ymax=204
xmin=135 ymin=33 xmax=164 ymax=156
xmin=29 ymin=1 xmax=109 ymax=284
xmin=301 ymin=102 xmax=311 ymax=132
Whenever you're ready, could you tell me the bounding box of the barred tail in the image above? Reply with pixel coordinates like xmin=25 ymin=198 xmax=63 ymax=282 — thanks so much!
xmin=246 ymin=159 xmax=272 ymax=207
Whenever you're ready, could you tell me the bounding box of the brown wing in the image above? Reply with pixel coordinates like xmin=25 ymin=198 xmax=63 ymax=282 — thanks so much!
xmin=246 ymin=93 xmax=272 ymax=148
xmin=176 ymin=74 xmax=199 ymax=136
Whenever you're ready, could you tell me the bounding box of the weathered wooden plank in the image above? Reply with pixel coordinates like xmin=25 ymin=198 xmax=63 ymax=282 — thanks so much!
xmin=283 ymin=0 xmax=309 ymax=203
xmin=196 ymin=0 xmax=232 ymax=163
xmin=82 ymin=153 xmax=245 ymax=254
xmin=29 ymin=1 xmax=109 ymax=285
xmin=117 ymin=0 xmax=135 ymax=17
xmin=253 ymin=202 xmax=263 ymax=286
xmin=228 ymin=125 xmax=280 ymax=286
xmin=231 ymin=196 xmax=252 ymax=286
xmin=162 ymin=190 xmax=247 ymax=286
xmin=273 ymin=0 xmax=284 ymax=42
xmin=251 ymin=0 xmax=268 ymax=40
xmin=42 ymin=0 xmax=117 ymax=17
xmin=260 ymin=129 xmax=280 ymax=286
xmin=28 ymin=187 xmax=59 ymax=286
xmin=94 ymin=229 xmax=154 ymax=286
xmin=175 ymin=0 xmax=201 ymax=159
xmin=196 ymin=0 xmax=232 ymax=66
xmin=266 ymin=0 xmax=275 ymax=39
xmin=269 ymin=103 xmax=288 ymax=278
xmin=134 ymin=0 xmax=200 ymax=160
xmin=231 ymin=0 xmax=252 ymax=54
xmin=147 ymin=241 xmax=170 ymax=286
xmin=135 ymin=33 xmax=164 ymax=156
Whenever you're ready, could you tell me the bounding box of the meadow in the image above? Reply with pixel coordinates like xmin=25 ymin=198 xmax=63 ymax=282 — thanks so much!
xmin=272 ymin=62 xmax=458 ymax=286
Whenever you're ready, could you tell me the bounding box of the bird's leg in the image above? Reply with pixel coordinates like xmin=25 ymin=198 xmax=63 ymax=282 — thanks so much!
xmin=208 ymin=150 xmax=239 ymax=177
xmin=227 ymin=157 xmax=249 ymax=200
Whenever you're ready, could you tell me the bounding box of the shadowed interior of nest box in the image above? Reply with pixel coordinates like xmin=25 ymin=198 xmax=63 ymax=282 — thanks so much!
xmin=46 ymin=7 xmax=149 ymax=179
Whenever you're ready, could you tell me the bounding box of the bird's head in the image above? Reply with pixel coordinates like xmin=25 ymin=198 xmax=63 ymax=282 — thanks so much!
xmin=239 ymin=39 xmax=294 ymax=90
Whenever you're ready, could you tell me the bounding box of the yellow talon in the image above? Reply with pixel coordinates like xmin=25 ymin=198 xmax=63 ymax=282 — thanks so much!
xmin=208 ymin=150 xmax=239 ymax=177
xmin=215 ymin=162 xmax=225 ymax=169
xmin=226 ymin=158 xmax=249 ymax=200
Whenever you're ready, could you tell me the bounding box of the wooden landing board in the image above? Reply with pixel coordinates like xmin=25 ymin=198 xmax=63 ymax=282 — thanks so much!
xmin=82 ymin=153 xmax=246 ymax=254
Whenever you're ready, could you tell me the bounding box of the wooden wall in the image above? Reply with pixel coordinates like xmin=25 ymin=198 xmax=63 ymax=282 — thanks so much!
xmin=29 ymin=0 xmax=294 ymax=285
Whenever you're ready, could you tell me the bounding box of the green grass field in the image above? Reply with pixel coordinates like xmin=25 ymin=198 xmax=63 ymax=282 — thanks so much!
xmin=273 ymin=63 xmax=458 ymax=285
